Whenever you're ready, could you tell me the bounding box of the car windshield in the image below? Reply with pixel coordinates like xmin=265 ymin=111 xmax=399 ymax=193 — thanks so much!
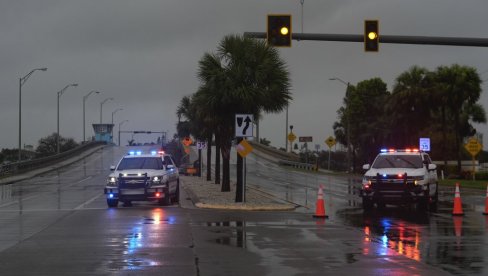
xmin=117 ymin=157 xmax=164 ymax=170
xmin=372 ymin=155 xmax=423 ymax=169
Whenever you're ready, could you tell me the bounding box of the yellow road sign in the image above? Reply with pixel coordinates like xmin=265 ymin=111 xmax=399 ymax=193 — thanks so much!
xmin=236 ymin=139 xmax=253 ymax=158
xmin=325 ymin=136 xmax=336 ymax=148
xmin=464 ymin=137 xmax=482 ymax=156
xmin=288 ymin=132 xmax=296 ymax=142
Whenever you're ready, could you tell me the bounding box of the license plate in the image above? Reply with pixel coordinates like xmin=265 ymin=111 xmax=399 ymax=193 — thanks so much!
xmin=120 ymin=189 xmax=145 ymax=195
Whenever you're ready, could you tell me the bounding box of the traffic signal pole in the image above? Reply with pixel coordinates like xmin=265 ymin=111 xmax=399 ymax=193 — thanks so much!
xmin=245 ymin=32 xmax=488 ymax=47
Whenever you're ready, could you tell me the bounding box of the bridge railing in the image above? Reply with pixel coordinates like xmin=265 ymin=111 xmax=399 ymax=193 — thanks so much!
xmin=0 ymin=141 xmax=105 ymax=177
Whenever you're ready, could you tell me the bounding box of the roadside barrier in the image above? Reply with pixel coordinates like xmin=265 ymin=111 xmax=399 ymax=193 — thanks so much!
xmin=278 ymin=160 xmax=318 ymax=171
xmin=313 ymin=184 xmax=328 ymax=219
xmin=452 ymin=183 xmax=464 ymax=216
xmin=483 ymin=184 xmax=488 ymax=215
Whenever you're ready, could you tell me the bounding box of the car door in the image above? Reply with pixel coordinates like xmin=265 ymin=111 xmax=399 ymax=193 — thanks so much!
xmin=164 ymin=155 xmax=177 ymax=194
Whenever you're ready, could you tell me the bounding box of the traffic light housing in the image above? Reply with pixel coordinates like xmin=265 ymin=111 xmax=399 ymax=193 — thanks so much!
xmin=267 ymin=14 xmax=292 ymax=47
xmin=364 ymin=20 xmax=379 ymax=52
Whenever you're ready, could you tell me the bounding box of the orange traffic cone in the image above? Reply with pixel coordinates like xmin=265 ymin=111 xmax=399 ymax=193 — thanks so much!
xmin=452 ymin=183 xmax=464 ymax=216
xmin=313 ymin=185 xmax=328 ymax=219
xmin=483 ymin=184 xmax=488 ymax=215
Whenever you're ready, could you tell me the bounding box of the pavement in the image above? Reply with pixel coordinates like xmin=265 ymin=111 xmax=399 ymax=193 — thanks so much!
xmin=1 ymin=144 xmax=299 ymax=212
xmin=0 ymin=145 xmax=106 ymax=185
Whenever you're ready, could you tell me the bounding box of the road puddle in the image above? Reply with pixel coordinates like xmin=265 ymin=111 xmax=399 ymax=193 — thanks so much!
xmin=204 ymin=221 xmax=249 ymax=248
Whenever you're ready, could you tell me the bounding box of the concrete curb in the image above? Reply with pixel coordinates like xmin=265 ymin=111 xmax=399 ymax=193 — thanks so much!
xmin=180 ymin=176 xmax=296 ymax=211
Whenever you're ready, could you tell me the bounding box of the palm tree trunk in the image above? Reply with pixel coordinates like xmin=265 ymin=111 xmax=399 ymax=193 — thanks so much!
xmin=221 ymin=139 xmax=231 ymax=192
xmin=442 ymin=106 xmax=448 ymax=167
xmin=454 ymin=114 xmax=462 ymax=173
xmin=215 ymin=135 xmax=221 ymax=185
xmin=206 ymin=134 xmax=212 ymax=181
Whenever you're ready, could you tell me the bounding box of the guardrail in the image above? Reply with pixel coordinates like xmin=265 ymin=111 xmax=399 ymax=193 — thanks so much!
xmin=278 ymin=160 xmax=318 ymax=171
xmin=0 ymin=141 xmax=105 ymax=178
xmin=248 ymin=140 xmax=300 ymax=162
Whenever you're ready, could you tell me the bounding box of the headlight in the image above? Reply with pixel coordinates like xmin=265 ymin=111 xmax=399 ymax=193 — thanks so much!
xmin=152 ymin=176 xmax=163 ymax=184
xmin=106 ymin=177 xmax=117 ymax=186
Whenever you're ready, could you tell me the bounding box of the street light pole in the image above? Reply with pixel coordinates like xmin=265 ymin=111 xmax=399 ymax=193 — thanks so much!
xmin=330 ymin=77 xmax=351 ymax=172
xmin=83 ymin=90 xmax=100 ymax=143
xmin=111 ymin=108 xmax=123 ymax=144
xmin=18 ymin=67 xmax=47 ymax=161
xmin=118 ymin=120 xmax=129 ymax=146
xmin=57 ymin=84 xmax=78 ymax=154
xmin=100 ymin=97 xmax=114 ymax=123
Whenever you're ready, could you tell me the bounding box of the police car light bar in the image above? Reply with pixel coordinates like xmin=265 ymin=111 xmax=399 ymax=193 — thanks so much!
xmin=380 ymin=148 xmax=419 ymax=153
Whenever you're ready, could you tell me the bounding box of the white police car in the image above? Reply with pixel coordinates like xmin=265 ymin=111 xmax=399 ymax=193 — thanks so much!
xmin=360 ymin=149 xmax=438 ymax=211
xmin=104 ymin=150 xmax=179 ymax=207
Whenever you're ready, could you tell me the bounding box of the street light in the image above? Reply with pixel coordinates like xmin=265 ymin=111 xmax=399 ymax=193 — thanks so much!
xmin=118 ymin=120 xmax=129 ymax=146
xmin=111 ymin=108 xmax=123 ymax=125
xmin=18 ymin=67 xmax=47 ymax=161
xmin=83 ymin=90 xmax=100 ymax=143
xmin=57 ymin=83 xmax=78 ymax=154
xmin=329 ymin=77 xmax=351 ymax=172
xmin=100 ymin=97 xmax=114 ymax=123
xmin=111 ymin=108 xmax=123 ymax=144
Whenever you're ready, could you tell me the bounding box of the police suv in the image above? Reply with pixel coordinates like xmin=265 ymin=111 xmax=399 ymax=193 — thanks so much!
xmin=360 ymin=149 xmax=438 ymax=211
xmin=104 ymin=150 xmax=179 ymax=207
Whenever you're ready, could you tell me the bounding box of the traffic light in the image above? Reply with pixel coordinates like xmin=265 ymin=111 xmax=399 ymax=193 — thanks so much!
xmin=267 ymin=14 xmax=292 ymax=47
xmin=364 ymin=20 xmax=379 ymax=52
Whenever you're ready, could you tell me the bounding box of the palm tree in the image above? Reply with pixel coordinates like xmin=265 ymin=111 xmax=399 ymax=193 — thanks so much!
xmin=433 ymin=64 xmax=483 ymax=172
xmin=196 ymin=34 xmax=292 ymax=198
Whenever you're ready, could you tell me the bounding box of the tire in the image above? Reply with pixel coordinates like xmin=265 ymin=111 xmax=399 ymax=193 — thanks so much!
xmin=158 ymin=188 xmax=171 ymax=206
xmin=429 ymin=183 xmax=439 ymax=212
xmin=416 ymin=195 xmax=429 ymax=212
xmin=107 ymin=198 xmax=119 ymax=207
xmin=362 ymin=198 xmax=374 ymax=211
xmin=174 ymin=181 xmax=180 ymax=203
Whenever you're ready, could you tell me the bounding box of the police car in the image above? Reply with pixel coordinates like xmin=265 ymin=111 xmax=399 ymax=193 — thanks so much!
xmin=360 ymin=149 xmax=438 ymax=211
xmin=104 ymin=150 xmax=179 ymax=207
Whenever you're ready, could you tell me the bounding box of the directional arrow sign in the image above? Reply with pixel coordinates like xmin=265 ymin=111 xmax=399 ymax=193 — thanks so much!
xmin=235 ymin=114 xmax=254 ymax=137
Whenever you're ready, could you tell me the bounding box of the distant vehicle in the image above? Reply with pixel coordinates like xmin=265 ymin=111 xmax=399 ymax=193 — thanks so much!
xmin=360 ymin=149 xmax=438 ymax=212
xmin=104 ymin=150 xmax=179 ymax=207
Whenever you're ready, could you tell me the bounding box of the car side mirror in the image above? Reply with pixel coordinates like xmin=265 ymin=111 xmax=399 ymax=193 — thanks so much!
xmin=362 ymin=164 xmax=370 ymax=170
xmin=167 ymin=164 xmax=175 ymax=170
xmin=428 ymin=164 xmax=437 ymax=171
xmin=110 ymin=165 xmax=116 ymax=171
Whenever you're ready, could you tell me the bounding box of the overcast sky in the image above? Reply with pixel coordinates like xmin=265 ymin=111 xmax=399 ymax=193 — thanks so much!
xmin=1 ymin=0 xmax=487 ymax=151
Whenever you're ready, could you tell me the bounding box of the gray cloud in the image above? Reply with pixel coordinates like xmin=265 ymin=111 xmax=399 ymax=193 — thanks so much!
xmin=1 ymin=0 xmax=487 ymax=151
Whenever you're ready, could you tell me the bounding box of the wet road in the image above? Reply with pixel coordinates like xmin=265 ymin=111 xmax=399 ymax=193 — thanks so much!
xmin=0 ymin=146 xmax=485 ymax=275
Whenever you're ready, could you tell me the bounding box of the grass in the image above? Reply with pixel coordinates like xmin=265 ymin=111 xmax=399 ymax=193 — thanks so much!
xmin=439 ymin=179 xmax=488 ymax=190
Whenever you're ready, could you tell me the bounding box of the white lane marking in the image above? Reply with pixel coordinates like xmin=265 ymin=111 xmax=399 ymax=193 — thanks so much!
xmin=0 ymin=194 xmax=42 ymax=208
xmin=74 ymin=193 xmax=104 ymax=210
xmin=64 ymin=176 xmax=92 ymax=188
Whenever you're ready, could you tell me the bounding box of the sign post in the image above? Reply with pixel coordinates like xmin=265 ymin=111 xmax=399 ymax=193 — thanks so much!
xmin=235 ymin=114 xmax=254 ymax=202
xmin=325 ymin=136 xmax=336 ymax=171
xmin=464 ymin=137 xmax=483 ymax=180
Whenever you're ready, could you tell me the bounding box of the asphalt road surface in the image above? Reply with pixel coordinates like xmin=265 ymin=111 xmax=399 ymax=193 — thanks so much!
xmin=0 ymin=145 xmax=486 ymax=275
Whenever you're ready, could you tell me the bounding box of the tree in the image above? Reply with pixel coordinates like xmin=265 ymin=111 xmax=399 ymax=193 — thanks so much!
xmin=433 ymin=64 xmax=484 ymax=172
xmin=334 ymin=78 xmax=389 ymax=169
xmin=195 ymin=34 xmax=291 ymax=199
xmin=386 ymin=66 xmax=434 ymax=147
xmin=36 ymin=133 xmax=78 ymax=157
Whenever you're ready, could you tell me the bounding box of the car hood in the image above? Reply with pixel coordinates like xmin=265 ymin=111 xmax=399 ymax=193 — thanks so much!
xmin=364 ymin=167 xmax=425 ymax=177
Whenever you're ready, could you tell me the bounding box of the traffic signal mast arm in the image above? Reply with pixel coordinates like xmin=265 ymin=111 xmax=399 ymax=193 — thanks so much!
xmin=246 ymin=32 xmax=488 ymax=47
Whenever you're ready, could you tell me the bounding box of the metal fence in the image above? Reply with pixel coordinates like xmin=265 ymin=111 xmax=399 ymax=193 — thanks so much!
xmin=0 ymin=141 xmax=105 ymax=177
